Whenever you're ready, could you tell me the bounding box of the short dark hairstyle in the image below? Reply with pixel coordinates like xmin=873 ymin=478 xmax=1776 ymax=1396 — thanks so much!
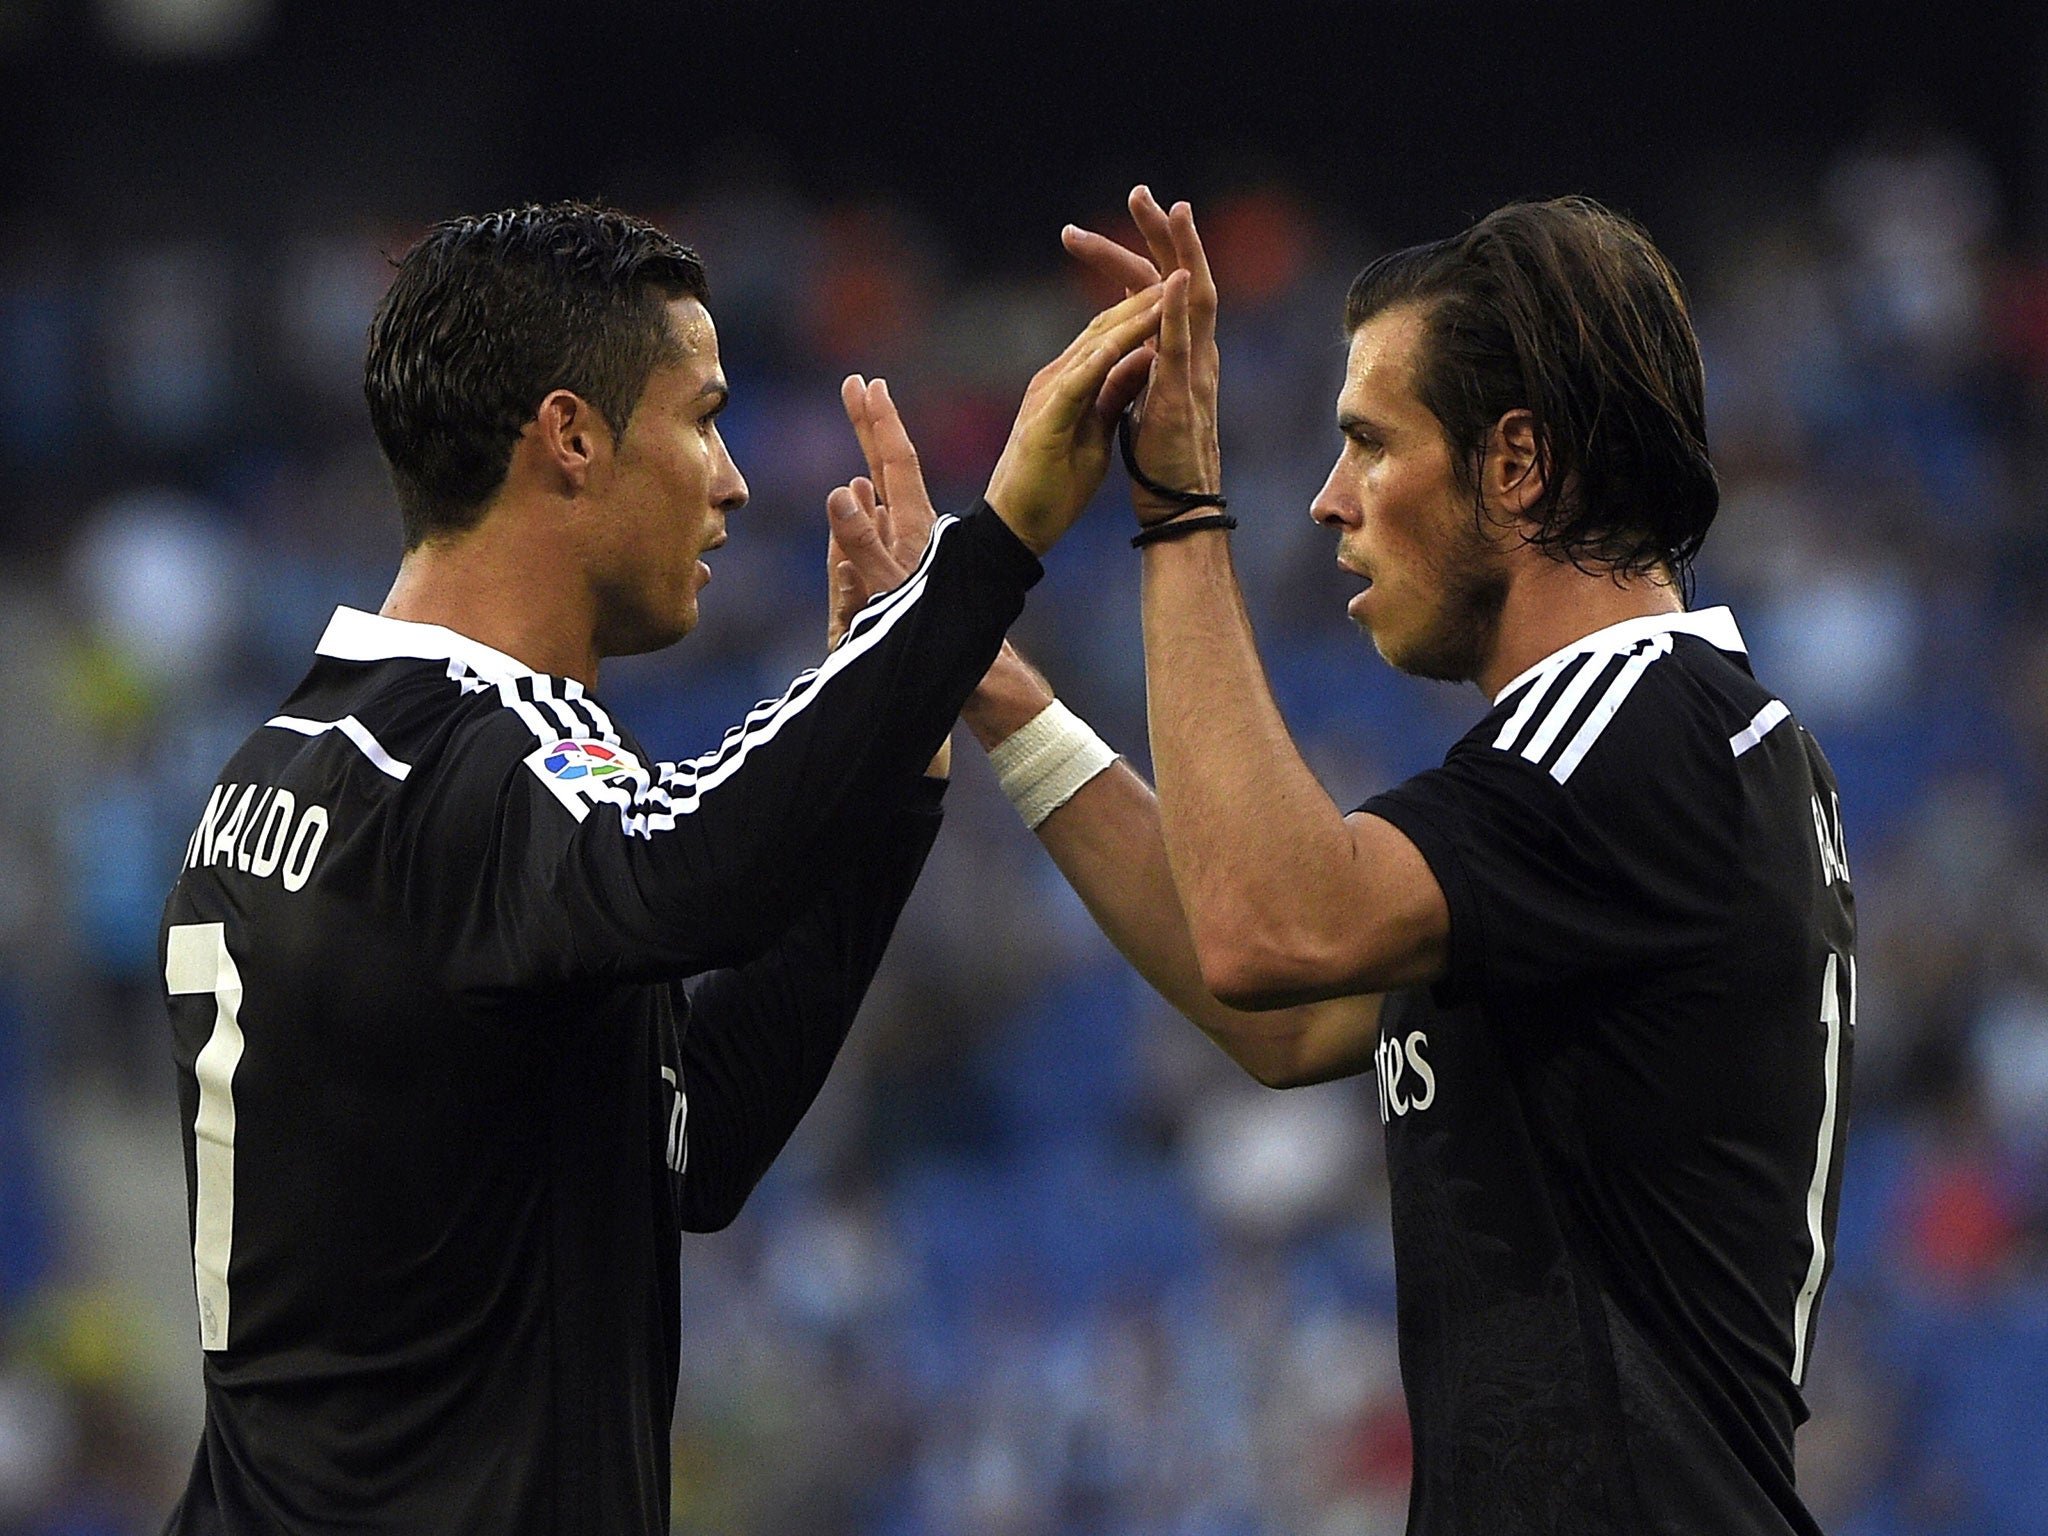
xmin=364 ymin=200 xmax=709 ymax=549
xmin=1345 ymin=196 xmax=1718 ymax=588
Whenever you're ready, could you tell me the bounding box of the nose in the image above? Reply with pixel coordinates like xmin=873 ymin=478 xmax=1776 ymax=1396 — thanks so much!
xmin=712 ymin=431 xmax=748 ymax=514
xmin=1309 ymin=455 xmax=1358 ymax=530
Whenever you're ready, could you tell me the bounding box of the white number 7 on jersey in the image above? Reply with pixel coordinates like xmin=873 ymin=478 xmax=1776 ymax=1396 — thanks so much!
xmin=166 ymin=922 xmax=246 ymax=1352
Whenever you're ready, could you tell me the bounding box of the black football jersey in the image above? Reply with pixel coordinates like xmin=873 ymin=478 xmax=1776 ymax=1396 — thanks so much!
xmin=1361 ymin=608 xmax=1855 ymax=1536
xmin=157 ymin=506 xmax=1039 ymax=1535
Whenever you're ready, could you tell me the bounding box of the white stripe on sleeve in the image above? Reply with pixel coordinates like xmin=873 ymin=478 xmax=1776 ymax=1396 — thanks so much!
xmin=1730 ymin=699 xmax=1792 ymax=758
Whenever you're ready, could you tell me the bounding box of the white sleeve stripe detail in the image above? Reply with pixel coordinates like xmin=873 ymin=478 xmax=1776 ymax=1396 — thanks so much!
xmin=529 ymin=678 xmax=601 ymax=742
xmin=1517 ymin=652 xmax=1612 ymax=765
xmin=495 ymin=681 xmax=560 ymax=750
xmin=1491 ymin=656 xmax=1570 ymax=753
xmin=561 ymin=694 xmax=605 ymax=740
xmin=1548 ymin=634 xmax=1673 ymax=784
xmin=804 ymin=510 xmax=955 ymax=656
xmin=264 ymin=714 xmax=414 ymax=781
xmin=648 ymin=526 xmax=950 ymax=814
xmin=575 ymin=693 xmax=621 ymax=741
xmin=506 ymin=514 xmax=961 ymax=836
xmin=533 ymin=691 xmax=582 ymax=737
xmin=1730 ymin=699 xmax=1792 ymax=758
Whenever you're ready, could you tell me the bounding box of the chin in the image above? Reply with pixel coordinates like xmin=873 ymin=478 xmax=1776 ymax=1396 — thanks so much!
xmin=1371 ymin=613 xmax=1489 ymax=685
xmin=601 ymin=605 xmax=695 ymax=659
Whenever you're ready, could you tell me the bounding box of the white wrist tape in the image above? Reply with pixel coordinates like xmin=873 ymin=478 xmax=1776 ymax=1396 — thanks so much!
xmin=987 ymin=699 xmax=1117 ymax=830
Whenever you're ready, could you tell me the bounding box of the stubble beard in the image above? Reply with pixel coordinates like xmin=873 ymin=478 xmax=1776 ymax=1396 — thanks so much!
xmin=1373 ymin=524 xmax=1510 ymax=685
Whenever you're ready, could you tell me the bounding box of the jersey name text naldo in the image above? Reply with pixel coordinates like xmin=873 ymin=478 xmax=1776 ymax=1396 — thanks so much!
xmin=183 ymin=783 xmax=332 ymax=892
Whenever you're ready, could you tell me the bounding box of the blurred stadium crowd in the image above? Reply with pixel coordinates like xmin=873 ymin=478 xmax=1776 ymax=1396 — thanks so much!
xmin=4 ymin=125 xmax=2048 ymax=1535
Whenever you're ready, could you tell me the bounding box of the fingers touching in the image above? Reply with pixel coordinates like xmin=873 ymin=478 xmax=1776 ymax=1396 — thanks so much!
xmin=1062 ymin=224 xmax=1160 ymax=294
xmin=1128 ymin=185 xmax=1182 ymax=283
xmin=1098 ymin=344 xmax=1156 ymax=424
xmin=1171 ymin=203 xmax=1216 ymax=297
xmin=1154 ymin=267 xmax=1195 ymax=396
xmin=837 ymin=372 xmax=944 ymax=611
xmin=864 ymin=379 xmax=935 ymax=538
xmin=830 ymin=476 xmax=908 ymax=589
xmin=1040 ymin=289 xmax=1166 ymax=436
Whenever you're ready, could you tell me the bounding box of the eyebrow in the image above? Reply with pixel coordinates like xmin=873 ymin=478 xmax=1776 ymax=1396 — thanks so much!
xmin=1337 ymin=411 xmax=1388 ymax=439
xmin=697 ymin=378 xmax=730 ymax=410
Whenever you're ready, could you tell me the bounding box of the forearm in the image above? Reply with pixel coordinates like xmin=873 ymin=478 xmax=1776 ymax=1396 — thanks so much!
xmin=966 ymin=647 xmax=1378 ymax=1087
xmin=675 ymin=784 xmax=944 ymax=1229
xmin=1138 ymin=532 xmax=1363 ymax=1000
xmin=1037 ymin=760 xmax=1246 ymax=1032
xmin=1037 ymin=764 xmax=1379 ymax=1086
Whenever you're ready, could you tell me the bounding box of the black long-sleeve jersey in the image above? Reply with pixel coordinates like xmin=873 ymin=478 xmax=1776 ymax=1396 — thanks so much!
xmin=1359 ymin=608 xmax=1855 ymax=1536
xmin=157 ymin=505 xmax=1040 ymax=1535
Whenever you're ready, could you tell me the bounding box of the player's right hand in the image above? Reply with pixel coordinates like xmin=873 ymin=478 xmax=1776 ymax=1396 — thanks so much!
xmin=1063 ymin=188 xmax=1222 ymax=525
xmin=983 ymin=283 xmax=1167 ymax=556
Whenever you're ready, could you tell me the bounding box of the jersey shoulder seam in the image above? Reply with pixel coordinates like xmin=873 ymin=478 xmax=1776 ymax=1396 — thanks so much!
xmin=1479 ymin=634 xmax=1682 ymax=786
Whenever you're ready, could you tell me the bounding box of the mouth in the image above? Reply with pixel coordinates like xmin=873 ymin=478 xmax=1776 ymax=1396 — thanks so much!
xmin=1338 ymin=556 xmax=1374 ymax=623
xmin=696 ymin=531 xmax=727 ymax=587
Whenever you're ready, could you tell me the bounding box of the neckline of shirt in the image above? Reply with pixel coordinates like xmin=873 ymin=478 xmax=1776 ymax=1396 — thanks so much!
xmin=1491 ymin=606 xmax=1746 ymax=705
xmin=315 ymin=606 xmax=537 ymax=683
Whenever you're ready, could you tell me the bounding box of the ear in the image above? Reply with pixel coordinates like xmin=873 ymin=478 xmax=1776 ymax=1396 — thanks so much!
xmin=522 ymin=389 xmax=614 ymax=496
xmin=1486 ymin=409 xmax=1545 ymax=521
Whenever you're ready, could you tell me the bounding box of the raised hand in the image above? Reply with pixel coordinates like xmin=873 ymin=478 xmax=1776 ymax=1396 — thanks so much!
xmin=822 ymin=379 xmax=956 ymax=776
xmin=983 ymin=282 xmax=1166 ymax=555
xmin=825 ymin=474 xmax=899 ymax=647
xmin=824 ymin=375 xmax=940 ymax=647
xmin=1062 ymin=187 xmax=1221 ymax=524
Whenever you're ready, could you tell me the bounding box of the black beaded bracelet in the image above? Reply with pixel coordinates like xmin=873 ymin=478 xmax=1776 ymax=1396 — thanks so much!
xmin=1130 ymin=512 xmax=1239 ymax=549
xmin=1119 ymin=408 xmax=1227 ymax=521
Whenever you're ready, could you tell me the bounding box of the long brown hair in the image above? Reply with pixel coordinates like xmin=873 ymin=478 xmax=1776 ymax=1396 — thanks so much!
xmin=1345 ymin=197 xmax=1718 ymax=591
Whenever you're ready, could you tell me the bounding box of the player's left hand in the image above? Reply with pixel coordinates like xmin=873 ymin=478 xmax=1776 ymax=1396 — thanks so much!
xmin=1063 ymin=187 xmax=1222 ymax=525
xmin=825 ymin=374 xmax=938 ymax=647
xmin=825 ymin=374 xmax=950 ymax=776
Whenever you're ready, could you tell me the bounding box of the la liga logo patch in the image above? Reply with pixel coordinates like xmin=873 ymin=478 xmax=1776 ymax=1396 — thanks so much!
xmin=542 ymin=740 xmax=627 ymax=781
xmin=524 ymin=734 xmax=646 ymax=822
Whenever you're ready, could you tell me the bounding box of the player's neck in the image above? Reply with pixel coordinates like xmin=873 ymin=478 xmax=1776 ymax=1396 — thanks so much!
xmin=380 ymin=503 xmax=603 ymax=688
xmin=1477 ymin=555 xmax=1685 ymax=701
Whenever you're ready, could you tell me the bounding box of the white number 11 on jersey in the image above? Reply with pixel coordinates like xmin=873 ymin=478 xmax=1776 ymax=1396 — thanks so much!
xmin=166 ymin=922 xmax=246 ymax=1352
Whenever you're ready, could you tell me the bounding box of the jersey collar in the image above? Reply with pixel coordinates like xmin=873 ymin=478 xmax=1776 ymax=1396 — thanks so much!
xmin=1491 ymin=606 xmax=1746 ymax=704
xmin=315 ymin=606 xmax=536 ymax=682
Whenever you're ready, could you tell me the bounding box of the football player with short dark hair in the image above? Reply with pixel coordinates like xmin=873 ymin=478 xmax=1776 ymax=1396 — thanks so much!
xmin=158 ymin=199 xmax=1164 ymax=1535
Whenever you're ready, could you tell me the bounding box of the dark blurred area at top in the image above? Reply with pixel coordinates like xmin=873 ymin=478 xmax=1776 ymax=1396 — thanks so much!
xmin=5 ymin=1 xmax=2045 ymax=256
xmin=6 ymin=0 xmax=2046 ymax=569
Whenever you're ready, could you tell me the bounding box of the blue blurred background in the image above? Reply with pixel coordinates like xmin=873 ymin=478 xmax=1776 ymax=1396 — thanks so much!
xmin=4 ymin=2 xmax=2048 ymax=1532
